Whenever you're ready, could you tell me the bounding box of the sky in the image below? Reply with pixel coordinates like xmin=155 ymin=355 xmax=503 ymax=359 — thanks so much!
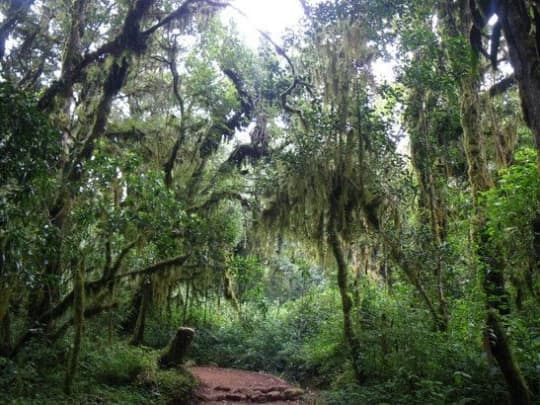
xmin=221 ymin=0 xmax=305 ymax=48
xmin=222 ymin=0 xmax=395 ymax=82
xmin=220 ymin=0 xmax=401 ymax=150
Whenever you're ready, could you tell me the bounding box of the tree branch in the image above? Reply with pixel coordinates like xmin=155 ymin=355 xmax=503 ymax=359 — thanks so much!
xmin=50 ymin=303 xmax=118 ymax=341
xmin=115 ymin=254 xmax=190 ymax=280
xmin=226 ymin=4 xmax=307 ymax=126
xmin=0 ymin=0 xmax=35 ymax=59
xmin=188 ymin=191 xmax=251 ymax=212
xmin=163 ymin=41 xmax=187 ymax=187
xmin=143 ymin=0 xmax=229 ymax=37
xmin=108 ymin=239 xmax=139 ymax=278
xmin=487 ymin=75 xmax=516 ymax=98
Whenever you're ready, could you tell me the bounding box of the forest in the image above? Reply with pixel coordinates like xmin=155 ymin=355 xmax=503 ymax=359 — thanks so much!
xmin=0 ymin=0 xmax=539 ymax=403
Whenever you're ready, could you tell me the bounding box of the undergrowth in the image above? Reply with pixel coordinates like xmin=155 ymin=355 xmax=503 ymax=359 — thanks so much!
xmin=2 ymin=283 xmax=538 ymax=404
xmin=177 ymin=284 xmax=537 ymax=404
xmin=0 ymin=323 xmax=196 ymax=404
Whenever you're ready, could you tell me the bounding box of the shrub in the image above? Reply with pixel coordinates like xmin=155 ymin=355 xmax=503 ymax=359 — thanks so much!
xmin=154 ymin=368 xmax=197 ymax=403
xmin=86 ymin=344 xmax=155 ymax=386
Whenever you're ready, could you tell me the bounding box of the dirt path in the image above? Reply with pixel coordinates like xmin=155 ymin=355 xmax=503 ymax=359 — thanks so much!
xmin=190 ymin=366 xmax=305 ymax=404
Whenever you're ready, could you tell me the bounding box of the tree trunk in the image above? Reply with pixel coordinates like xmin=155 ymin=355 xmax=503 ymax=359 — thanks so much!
xmin=27 ymin=0 xmax=88 ymax=324
xmin=487 ymin=310 xmax=532 ymax=405
xmin=0 ymin=284 xmax=10 ymax=327
xmin=64 ymin=264 xmax=85 ymax=395
xmin=457 ymin=7 xmax=531 ymax=401
xmin=328 ymin=190 xmax=365 ymax=384
xmin=461 ymin=64 xmax=531 ymax=405
xmin=182 ymin=282 xmax=190 ymax=324
xmin=131 ymin=278 xmax=152 ymax=346
xmin=28 ymin=200 xmax=66 ymax=323
xmin=499 ymin=1 xmax=540 ymax=155
xmin=0 ymin=311 xmax=12 ymax=356
xmin=408 ymin=86 xmax=450 ymax=331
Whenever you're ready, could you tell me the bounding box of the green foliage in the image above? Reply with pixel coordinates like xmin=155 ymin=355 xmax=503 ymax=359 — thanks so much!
xmin=188 ymin=287 xmax=346 ymax=385
xmin=0 ymin=82 xmax=61 ymax=283
xmin=0 ymin=82 xmax=60 ymax=189
xmin=229 ymin=255 xmax=265 ymax=302
xmin=483 ymin=148 xmax=540 ymax=242
xmin=183 ymin=278 xmax=519 ymax=403
xmin=0 ymin=325 xmax=196 ymax=404
xmin=88 ymin=344 xmax=155 ymax=386
xmin=150 ymin=368 xmax=197 ymax=402
xmin=2 ymin=1 xmax=540 ymax=404
xmin=482 ymin=148 xmax=540 ymax=301
xmin=507 ymin=312 xmax=540 ymax=394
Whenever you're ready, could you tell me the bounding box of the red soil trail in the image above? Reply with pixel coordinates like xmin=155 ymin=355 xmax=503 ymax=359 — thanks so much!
xmin=190 ymin=366 xmax=306 ymax=404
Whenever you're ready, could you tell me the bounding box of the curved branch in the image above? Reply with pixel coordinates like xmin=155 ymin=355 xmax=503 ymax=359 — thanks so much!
xmin=143 ymin=0 xmax=229 ymax=37
xmin=226 ymin=4 xmax=307 ymax=127
xmin=487 ymin=74 xmax=516 ymax=98
xmin=163 ymin=42 xmax=187 ymax=187
xmin=0 ymin=0 xmax=35 ymax=59
xmin=115 ymin=254 xmax=190 ymax=280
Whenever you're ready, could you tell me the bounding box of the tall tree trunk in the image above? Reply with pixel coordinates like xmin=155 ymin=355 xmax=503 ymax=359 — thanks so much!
xmin=27 ymin=0 xmax=87 ymax=322
xmin=0 ymin=283 xmax=10 ymax=327
xmin=408 ymin=86 xmax=449 ymax=331
xmin=328 ymin=188 xmax=365 ymax=384
xmin=438 ymin=3 xmax=532 ymax=402
xmin=499 ymin=1 xmax=540 ymax=156
xmin=131 ymin=278 xmax=152 ymax=346
xmin=499 ymin=0 xmax=540 ymax=307
xmin=0 ymin=311 xmax=11 ymax=356
xmin=64 ymin=263 xmax=85 ymax=395
xmin=182 ymin=282 xmax=190 ymax=324
xmin=458 ymin=18 xmax=532 ymax=405
xmin=28 ymin=200 xmax=65 ymax=323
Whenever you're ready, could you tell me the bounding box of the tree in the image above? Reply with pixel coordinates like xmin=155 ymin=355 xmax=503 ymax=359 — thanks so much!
xmin=0 ymin=0 xmax=266 ymax=387
xmin=256 ymin=0 xmax=405 ymax=382
xmin=442 ymin=2 xmax=532 ymax=402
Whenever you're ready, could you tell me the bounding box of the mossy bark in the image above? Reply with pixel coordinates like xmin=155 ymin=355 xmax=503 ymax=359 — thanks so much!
xmin=329 ymin=188 xmax=365 ymax=384
xmin=408 ymin=86 xmax=450 ymax=331
xmin=158 ymin=327 xmax=195 ymax=368
xmin=461 ymin=75 xmax=531 ymax=405
xmin=498 ymin=1 xmax=540 ymax=154
xmin=0 ymin=284 xmax=10 ymax=326
xmin=0 ymin=310 xmax=11 ymax=356
xmin=433 ymin=1 xmax=534 ymax=401
xmin=131 ymin=278 xmax=152 ymax=346
xmin=487 ymin=310 xmax=532 ymax=405
xmin=456 ymin=8 xmax=531 ymax=400
xmin=224 ymin=271 xmax=240 ymax=312
xmin=64 ymin=265 xmax=85 ymax=395
xmin=28 ymin=200 xmax=65 ymax=324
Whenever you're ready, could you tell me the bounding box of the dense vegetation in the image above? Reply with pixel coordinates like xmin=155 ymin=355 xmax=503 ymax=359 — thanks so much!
xmin=0 ymin=0 xmax=539 ymax=403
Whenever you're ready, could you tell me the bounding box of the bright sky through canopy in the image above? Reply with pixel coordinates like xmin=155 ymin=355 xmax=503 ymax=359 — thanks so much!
xmin=222 ymin=0 xmax=395 ymax=83
xmin=222 ymin=0 xmax=304 ymax=48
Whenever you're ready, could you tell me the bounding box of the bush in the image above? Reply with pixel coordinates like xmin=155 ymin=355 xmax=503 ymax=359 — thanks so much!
xmin=85 ymin=343 xmax=155 ymax=386
xmin=154 ymin=369 xmax=197 ymax=403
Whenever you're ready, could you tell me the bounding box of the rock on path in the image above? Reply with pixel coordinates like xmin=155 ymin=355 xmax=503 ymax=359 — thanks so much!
xmin=190 ymin=366 xmax=305 ymax=404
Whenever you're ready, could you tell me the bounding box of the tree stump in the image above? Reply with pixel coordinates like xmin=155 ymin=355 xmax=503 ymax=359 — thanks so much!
xmin=159 ymin=327 xmax=195 ymax=368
